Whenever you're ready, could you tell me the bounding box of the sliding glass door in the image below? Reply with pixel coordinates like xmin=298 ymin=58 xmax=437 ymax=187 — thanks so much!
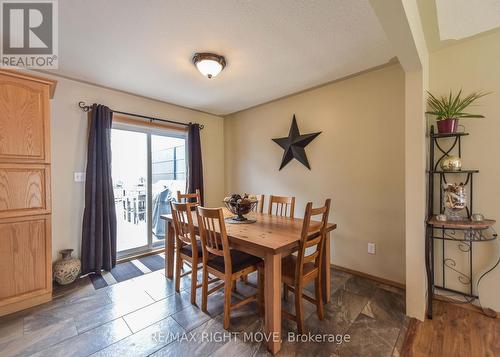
xmin=111 ymin=123 xmax=187 ymax=258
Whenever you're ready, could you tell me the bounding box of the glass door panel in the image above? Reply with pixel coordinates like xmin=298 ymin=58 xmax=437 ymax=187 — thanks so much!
xmin=111 ymin=128 xmax=149 ymax=254
xmin=151 ymin=134 xmax=187 ymax=246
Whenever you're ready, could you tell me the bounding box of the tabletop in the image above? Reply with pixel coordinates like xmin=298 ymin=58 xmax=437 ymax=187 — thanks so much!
xmin=161 ymin=210 xmax=336 ymax=254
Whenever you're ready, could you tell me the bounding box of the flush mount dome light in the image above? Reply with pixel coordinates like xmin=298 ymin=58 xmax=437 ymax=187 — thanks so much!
xmin=193 ymin=52 xmax=226 ymax=79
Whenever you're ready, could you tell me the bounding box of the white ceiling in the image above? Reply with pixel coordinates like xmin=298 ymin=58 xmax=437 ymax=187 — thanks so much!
xmin=56 ymin=0 xmax=394 ymax=115
xmin=436 ymin=0 xmax=500 ymax=41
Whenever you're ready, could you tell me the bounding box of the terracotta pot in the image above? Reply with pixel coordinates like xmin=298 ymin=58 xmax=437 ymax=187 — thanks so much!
xmin=437 ymin=118 xmax=459 ymax=133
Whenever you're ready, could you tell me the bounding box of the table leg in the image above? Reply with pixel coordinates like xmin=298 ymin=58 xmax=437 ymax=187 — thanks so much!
xmin=264 ymin=252 xmax=282 ymax=355
xmin=165 ymin=220 xmax=175 ymax=279
xmin=322 ymin=231 xmax=331 ymax=303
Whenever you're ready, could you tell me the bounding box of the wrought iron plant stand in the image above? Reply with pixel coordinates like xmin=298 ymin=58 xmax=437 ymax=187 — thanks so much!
xmin=426 ymin=126 xmax=498 ymax=318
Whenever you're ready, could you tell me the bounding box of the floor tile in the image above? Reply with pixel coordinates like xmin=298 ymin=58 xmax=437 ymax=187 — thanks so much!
xmin=331 ymin=270 xmax=352 ymax=294
xmin=131 ymin=271 xmax=177 ymax=301
xmin=150 ymin=317 xmax=229 ymax=357
xmin=0 ymin=266 xmax=409 ymax=357
xmin=103 ymin=279 xmax=146 ymax=302
xmin=52 ymin=276 xmax=96 ymax=300
xmin=0 ymin=315 xmax=24 ymax=345
xmin=341 ymin=275 xmax=379 ymax=298
xmin=178 ymin=269 xmax=204 ymax=293
xmin=0 ymin=316 xmax=77 ymax=357
xmin=361 ymin=288 xmax=406 ymax=328
xmin=91 ymin=317 xmax=184 ymax=357
xmin=281 ymin=291 xmax=318 ymax=324
xmin=179 ymin=288 xmax=226 ymax=317
xmin=30 ymin=291 xmax=113 ymax=320
xmin=74 ymin=289 xmax=154 ymax=333
xmin=123 ymin=293 xmax=189 ymax=333
xmin=172 ymin=304 xmax=211 ymax=331
xmin=306 ymin=288 xmax=370 ymax=335
xmin=31 ymin=318 xmax=131 ymax=357
xmin=336 ymin=313 xmax=402 ymax=357
xmin=223 ymin=301 xmax=261 ymax=333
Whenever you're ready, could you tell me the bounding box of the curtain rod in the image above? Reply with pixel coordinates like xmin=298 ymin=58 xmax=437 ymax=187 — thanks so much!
xmin=78 ymin=101 xmax=204 ymax=129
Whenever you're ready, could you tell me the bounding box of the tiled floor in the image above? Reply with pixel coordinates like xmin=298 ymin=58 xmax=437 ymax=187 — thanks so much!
xmin=0 ymin=268 xmax=409 ymax=357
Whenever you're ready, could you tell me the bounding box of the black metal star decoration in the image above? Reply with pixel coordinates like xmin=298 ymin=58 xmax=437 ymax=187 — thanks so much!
xmin=272 ymin=115 xmax=321 ymax=170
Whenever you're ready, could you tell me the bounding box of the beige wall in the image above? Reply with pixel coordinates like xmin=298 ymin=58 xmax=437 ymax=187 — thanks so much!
xmin=39 ymin=73 xmax=225 ymax=261
xmin=429 ymin=31 xmax=500 ymax=312
xmin=370 ymin=0 xmax=429 ymax=319
xmin=225 ymin=64 xmax=406 ymax=284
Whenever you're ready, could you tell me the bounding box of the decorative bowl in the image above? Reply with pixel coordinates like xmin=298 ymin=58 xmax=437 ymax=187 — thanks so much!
xmin=440 ymin=155 xmax=462 ymax=171
xmin=223 ymin=194 xmax=258 ymax=222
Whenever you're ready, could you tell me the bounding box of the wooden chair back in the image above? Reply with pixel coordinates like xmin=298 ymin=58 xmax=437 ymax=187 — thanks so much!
xmin=197 ymin=206 xmax=232 ymax=273
xmin=268 ymin=195 xmax=295 ymax=218
xmin=296 ymin=199 xmax=331 ymax=278
xmin=177 ymin=189 xmax=201 ymax=205
xmin=170 ymin=201 xmax=197 ymax=254
xmin=249 ymin=194 xmax=264 ymax=213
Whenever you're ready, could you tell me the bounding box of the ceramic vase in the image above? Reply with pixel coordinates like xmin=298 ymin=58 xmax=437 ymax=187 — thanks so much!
xmin=53 ymin=249 xmax=81 ymax=285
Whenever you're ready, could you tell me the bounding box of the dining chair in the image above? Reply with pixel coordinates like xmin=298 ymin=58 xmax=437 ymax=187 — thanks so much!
xmin=238 ymin=193 xmax=264 ymax=286
xmin=170 ymin=201 xmax=209 ymax=305
xmin=260 ymin=199 xmax=331 ymax=333
xmin=250 ymin=194 xmax=265 ymax=213
xmin=197 ymin=206 xmax=262 ymax=329
xmin=268 ymin=195 xmax=295 ymax=218
xmin=177 ymin=189 xmax=201 ymax=205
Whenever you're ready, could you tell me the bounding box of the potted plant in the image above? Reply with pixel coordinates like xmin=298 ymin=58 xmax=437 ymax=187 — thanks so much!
xmin=426 ymin=90 xmax=490 ymax=133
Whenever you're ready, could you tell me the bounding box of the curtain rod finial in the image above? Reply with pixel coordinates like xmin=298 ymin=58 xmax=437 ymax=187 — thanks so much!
xmin=78 ymin=101 xmax=91 ymax=112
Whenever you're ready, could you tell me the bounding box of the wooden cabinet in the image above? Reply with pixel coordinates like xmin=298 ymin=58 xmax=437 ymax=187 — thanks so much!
xmin=0 ymin=70 xmax=56 ymax=317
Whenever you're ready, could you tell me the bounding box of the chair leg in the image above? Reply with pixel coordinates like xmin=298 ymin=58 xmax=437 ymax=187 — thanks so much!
xmin=201 ymin=266 xmax=208 ymax=313
xmin=232 ymin=279 xmax=237 ymax=293
xmin=190 ymin=258 xmax=198 ymax=305
xmin=283 ymin=283 xmax=289 ymax=301
xmin=223 ymin=278 xmax=232 ymax=330
xmin=315 ymin=276 xmax=324 ymax=320
xmin=175 ymin=252 xmax=182 ymax=293
xmin=295 ymin=284 xmax=305 ymax=334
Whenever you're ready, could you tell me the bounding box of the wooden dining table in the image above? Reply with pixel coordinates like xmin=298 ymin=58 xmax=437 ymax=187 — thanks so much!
xmin=160 ymin=210 xmax=337 ymax=355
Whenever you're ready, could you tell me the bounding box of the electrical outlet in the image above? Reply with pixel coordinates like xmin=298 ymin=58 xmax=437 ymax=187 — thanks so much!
xmin=368 ymin=243 xmax=376 ymax=255
xmin=74 ymin=172 xmax=86 ymax=182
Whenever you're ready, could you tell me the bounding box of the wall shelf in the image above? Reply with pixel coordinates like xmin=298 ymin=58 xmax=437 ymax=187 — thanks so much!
xmin=430 ymin=131 xmax=469 ymax=139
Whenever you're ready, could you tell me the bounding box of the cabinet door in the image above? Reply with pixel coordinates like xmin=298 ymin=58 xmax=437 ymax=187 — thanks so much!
xmin=0 ymin=163 xmax=50 ymax=218
xmin=0 ymin=74 xmax=50 ymax=162
xmin=0 ymin=216 xmax=51 ymax=301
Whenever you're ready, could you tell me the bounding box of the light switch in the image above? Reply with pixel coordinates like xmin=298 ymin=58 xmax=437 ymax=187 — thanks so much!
xmin=74 ymin=172 xmax=86 ymax=182
xmin=368 ymin=243 xmax=376 ymax=255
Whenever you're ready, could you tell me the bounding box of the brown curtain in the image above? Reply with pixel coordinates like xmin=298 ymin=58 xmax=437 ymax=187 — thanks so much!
xmin=81 ymin=104 xmax=117 ymax=275
xmin=187 ymin=123 xmax=204 ymax=205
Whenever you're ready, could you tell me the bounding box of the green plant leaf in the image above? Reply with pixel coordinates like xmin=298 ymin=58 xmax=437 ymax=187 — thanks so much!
xmin=425 ymin=90 xmax=491 ymax=119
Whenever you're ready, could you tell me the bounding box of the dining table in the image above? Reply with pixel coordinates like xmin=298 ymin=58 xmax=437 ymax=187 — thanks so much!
xmin=160 ymin=210 xmax=337 ymax=355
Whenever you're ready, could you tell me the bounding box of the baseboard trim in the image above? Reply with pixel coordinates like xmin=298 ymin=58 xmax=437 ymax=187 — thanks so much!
xmin=331 ymin=264 xmax=405 ymax=290
xmin=0 ymin=292 xmax=52 ymax=317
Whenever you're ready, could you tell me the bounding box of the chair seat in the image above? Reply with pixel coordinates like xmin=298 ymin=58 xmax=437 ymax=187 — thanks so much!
xmin=282 ymin=255 xmax=317 ymax=285
xmin=179 ymin=239 xmax=203 ymax=258
xmin=207 ymin=250 xmax=262 ymax=274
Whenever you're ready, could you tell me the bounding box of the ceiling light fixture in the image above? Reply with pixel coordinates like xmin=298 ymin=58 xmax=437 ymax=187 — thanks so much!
xmin=192 ymin=52 xmax=226 ymax=79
